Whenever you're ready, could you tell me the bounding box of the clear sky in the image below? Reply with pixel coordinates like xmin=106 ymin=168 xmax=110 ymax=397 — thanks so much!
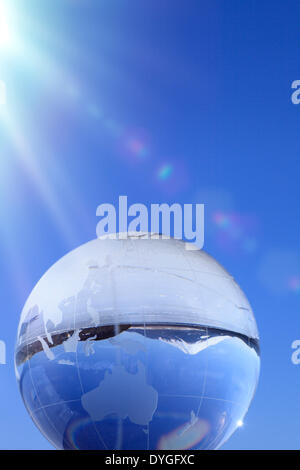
xmin=0 ymin=0 xmax=299 ymax=449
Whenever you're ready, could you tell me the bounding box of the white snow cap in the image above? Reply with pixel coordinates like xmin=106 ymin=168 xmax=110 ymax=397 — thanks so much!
xmin=18 ymin=234 xmax=259 ymax=345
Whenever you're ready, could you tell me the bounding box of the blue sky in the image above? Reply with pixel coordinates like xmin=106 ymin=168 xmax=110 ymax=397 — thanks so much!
xmin=0 ymin=0 xmax=299 ymax=449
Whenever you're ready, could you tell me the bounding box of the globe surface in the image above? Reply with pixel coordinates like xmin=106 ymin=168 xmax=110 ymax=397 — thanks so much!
xmin=15 ymin=234 xmax=260 ymax=450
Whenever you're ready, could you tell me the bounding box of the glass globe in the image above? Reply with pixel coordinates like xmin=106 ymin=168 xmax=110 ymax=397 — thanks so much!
xmin=15 ymin=234 xmax=260 ymax=450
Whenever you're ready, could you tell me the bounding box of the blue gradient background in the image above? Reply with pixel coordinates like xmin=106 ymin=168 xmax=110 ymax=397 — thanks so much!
xmin=0 ymin=0 xmax=299 ymax=449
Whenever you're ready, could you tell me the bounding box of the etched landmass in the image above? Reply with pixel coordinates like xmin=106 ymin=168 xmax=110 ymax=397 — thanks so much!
xmin=38 ymin=336 xmax=54 ymax=361
xmin=58 ymin=359 xmax=75 ymax=366
xmin=63 ymin=330 xmax=80 ymax=353
xmin=81 ymin=361 xmax=158 ymax=426
xmin=159 ymin=335 xmax=230 ymax=355
xmin=84 ymin=336 xmax=96 ymax=356
xmin=109 ymin=332 xmax=147 ymax=355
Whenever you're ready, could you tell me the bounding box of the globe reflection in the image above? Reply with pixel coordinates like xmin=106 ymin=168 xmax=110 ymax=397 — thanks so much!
xmin=15 ymin=234 xmax=260 ymax=450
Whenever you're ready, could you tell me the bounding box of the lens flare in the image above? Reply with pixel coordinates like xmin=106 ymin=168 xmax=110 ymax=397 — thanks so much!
xmin=288 ymin=276 xmax=300 ymax=294
xmin=212 ymin=211 xmax=230 ymax=229
xmin=157 ymin=417 xmax=210 ymax=450
xmin=126 ymin=137 xmax=148 ymax=158
xmin=258 ymin=251 xmax=300 ymax=296
xmin=212 ymin=211 xmax=258 ymax=255
xmin=118 ymin=128 xmax=150 ymax=163
xmin=158 ymin=164 xmax=173 ymax=180
xmin=154 ymin=161 xmax=189 ymax=195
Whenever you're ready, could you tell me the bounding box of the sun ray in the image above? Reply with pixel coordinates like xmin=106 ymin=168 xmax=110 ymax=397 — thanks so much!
xmin=1 ymin=106 xmax=79 ymax=246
